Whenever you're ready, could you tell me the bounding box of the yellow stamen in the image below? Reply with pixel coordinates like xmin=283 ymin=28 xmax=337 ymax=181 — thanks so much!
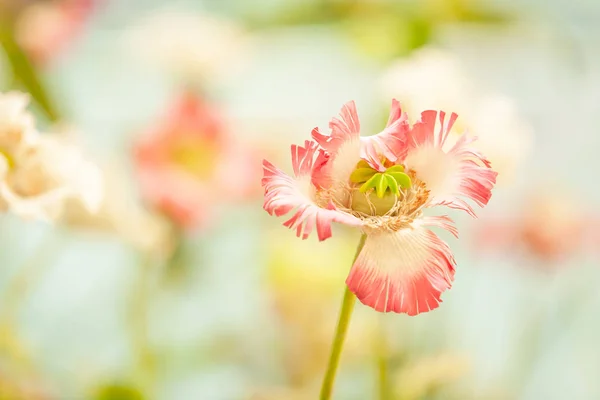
xmin=0 ymin=149 xmax=15 ymax=169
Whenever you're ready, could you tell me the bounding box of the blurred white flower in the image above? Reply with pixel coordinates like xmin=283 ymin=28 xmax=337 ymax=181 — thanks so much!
xmin=381 ymin=47 xmax=532 ymax=183
xmin=0 ymin=91 xmax=36 ymax=146
xmin=63 ymin=162 xmax=174 ymax=255
xmin=124 ymin=9 xmax=249 ymax=84
xmin=0 ymin=91 xmax=103 ymax=221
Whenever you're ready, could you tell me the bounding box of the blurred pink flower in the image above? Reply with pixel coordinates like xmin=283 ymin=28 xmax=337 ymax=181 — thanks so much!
xmin=134 ymin=92 xmax=260 ymax=230
xmin=476 ymin=192 xmax=598 ymax=263
xmin=262 ymin=100 xmax=497 ymax=315
xmin=15 ymin=0 xmax=97 ymax=65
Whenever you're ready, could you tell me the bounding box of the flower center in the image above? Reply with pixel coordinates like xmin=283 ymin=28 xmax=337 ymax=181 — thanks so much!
xmin=348 ymin=160 xmax=412 ymax=216
xmin=0 ymin=148 xmax=15 ymax=170
xmin=169 ymin=134 xmax=219 ymax=180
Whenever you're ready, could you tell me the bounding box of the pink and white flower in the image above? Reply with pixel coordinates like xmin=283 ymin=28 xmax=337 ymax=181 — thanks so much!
xmin=134 ymin=92 xmax=260 ymax=230
xmin=262 ymin=100 xmax=497 ymax=315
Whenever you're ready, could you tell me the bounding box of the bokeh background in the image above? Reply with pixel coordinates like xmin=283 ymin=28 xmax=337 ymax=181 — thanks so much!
xmin=1 ymin=0 xmax=600 ymax=399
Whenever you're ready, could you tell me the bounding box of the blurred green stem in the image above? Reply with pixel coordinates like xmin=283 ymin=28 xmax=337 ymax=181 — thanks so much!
xmin=0 ymin=234 xmax=62 ymax=375
xmin=0 ymin=18 xmax=60 ymax=122
xmin=129 ymin=254 xmax=157 ymax=396
xmin=319 ymin=234 xmax=366 ymax=400
xmin=375 ymin=320 xmax=390 ymax=400
xmin=163 ymin=225 xmax=188 ymax=281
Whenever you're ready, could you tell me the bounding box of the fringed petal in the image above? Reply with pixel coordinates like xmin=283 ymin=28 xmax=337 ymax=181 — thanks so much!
xmin=310 ymin=148 xmax=331 ymax=188
xmin=311 ymin=102 xmax=362 ymax=189
xmin=421 ymin=215 xmax=459 ymax=238
xmin=312 ymin=101 xmax=360 ymax=154
xmin=262 ymin=141 xmax=362 ymax=241
xmin=346 ymin=224 xmax=455 ymax=315
xmin=403 ymin=111 xmax=497 ymax=217
xmin=311 ymin=100 xmax=411 ymax=189
xmin=404 ymin=109 xmax=458 ymax=155
xmin=360 ymin=99 xmax=410 ymax=171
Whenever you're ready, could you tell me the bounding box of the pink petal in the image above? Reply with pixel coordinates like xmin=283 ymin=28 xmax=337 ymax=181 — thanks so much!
xmin=310 ymin=102 xmax=362 ymax=188
xmin=421 ymin=215 xmax=459 ymax=238
xmin=262 ymin=141 xmax=362 ymax=242
xmin=360 ymin=99 xmax=410 ymax=170
xmin=405 ymin=109 xmax=459 ymax=152
xmin=346 ymin=225 xmax=455 ymax=315
xmin=312 ymin=101 xmax=361 ymax=154
xmin=310 ymin=100 xmax=411 ymax=187
xmin=428 ymin=137 xmax=497 ymax=216
xmin=310 ymin=148 xmax=331 ymax=188
xmin=403 ymin=111 xmax=497 ymax=217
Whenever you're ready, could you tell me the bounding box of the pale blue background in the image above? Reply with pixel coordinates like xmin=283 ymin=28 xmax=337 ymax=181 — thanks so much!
xmin=1 ymin=0 xmax=600 ymax=399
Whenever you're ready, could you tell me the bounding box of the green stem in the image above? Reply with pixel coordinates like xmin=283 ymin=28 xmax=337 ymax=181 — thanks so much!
xmin=375 ymin=319 xmax=390 ymax=400
xmin=319 ymin=234 xmax=366 ymax=400
xmin=0 ymin=234 xmax=62 ymax=375
xmin=0 ymin=19 xmax=60 ymax=122
xmin=128 ymin=254 xmax=157 ymax=396
xmin=163 ymin=226 xmax=188 ymax=281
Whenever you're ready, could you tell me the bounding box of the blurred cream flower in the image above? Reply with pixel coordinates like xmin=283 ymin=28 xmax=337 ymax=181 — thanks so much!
xmin=381 ymin=47 xmax=532 ymax=183
xmin=0 ymin=91 xmax=102 ymax=221
xmin=0 ymin=91 xmax=35 ymax=142
xmin=395 ymin=352 xmax=470 ymax=400
xmin=125 ymin=9 xmax=248 ymax=84
xmin=62 ymin=162 xmax=173 ymax=255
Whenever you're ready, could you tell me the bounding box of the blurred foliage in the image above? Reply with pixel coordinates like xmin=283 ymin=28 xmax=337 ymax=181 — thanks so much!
xmin=244 ymin=0 xmax=513 ymax=61
xmin=92 ymin=383 xmax=145 ymax=400
xmin=0 ymin=370 xmax=47 ymax=400
xmin=394 ymin=353 xmax=470 ymax=400
xmin=0 ymin=10 xmax=59 ymax=123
